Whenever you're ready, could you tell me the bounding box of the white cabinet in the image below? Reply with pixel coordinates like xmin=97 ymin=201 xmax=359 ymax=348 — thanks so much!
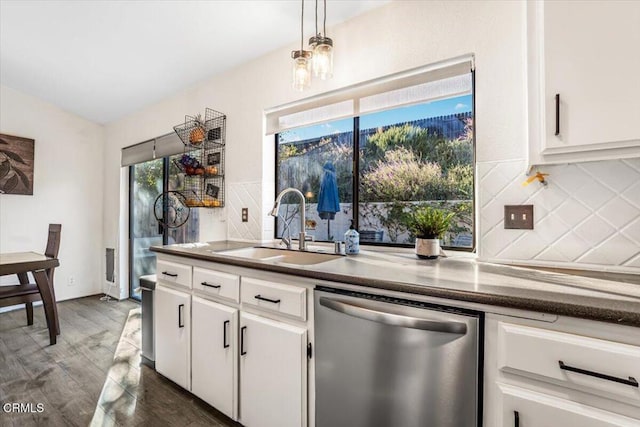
xmin=497 ymin=322 xmax=640 ymax=404
xmin=193 ymin=267 xmax=240 ymax=303
xmin=239 ymin=312 xmax=307 ymax=427
xmin=192 ymin=296 xmax=238 ymax=420
xmin=498 ymin=383 xmax=639 ymax=427
xmin=241 ymin=277 xmax=307 ymax=321
xmin=484 ymin=315 xmax=640 ymax=425
xmin=153 ymin=255 xmax=312 ymax=426
xmin=527 ymin=1 xmax=640 ymax=165
xmin=155 ymin=284 xmax=190 ymax=389
xmin=157 ymin=259 xmax=193 ymax=289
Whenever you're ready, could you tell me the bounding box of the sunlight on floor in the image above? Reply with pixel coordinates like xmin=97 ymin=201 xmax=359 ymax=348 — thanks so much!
xmin=90 ymin=308 xmax=142 ymax=426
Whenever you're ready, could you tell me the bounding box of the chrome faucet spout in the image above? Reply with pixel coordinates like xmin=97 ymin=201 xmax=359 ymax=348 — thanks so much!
xmin=270 ymin=188 xmax=307 ymax=251
xmin=269 ymin=203 xmax=280 ymax=217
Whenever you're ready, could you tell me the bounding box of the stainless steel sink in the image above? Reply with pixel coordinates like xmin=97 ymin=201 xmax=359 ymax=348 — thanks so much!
xmin=217 ymin=246 xmax=340 ymax=266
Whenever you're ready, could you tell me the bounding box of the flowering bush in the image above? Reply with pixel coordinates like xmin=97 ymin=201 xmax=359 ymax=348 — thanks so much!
xmin=361 ymin=148 xmax=443 ymax=202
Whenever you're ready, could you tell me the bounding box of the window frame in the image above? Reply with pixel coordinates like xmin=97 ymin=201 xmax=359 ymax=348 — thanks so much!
xmin=274 ymin=70 xmax=476 ymax=252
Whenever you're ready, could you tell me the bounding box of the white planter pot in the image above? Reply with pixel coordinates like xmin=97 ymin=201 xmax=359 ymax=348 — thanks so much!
xmin=415 ymin=238 xmax=440 ymax=259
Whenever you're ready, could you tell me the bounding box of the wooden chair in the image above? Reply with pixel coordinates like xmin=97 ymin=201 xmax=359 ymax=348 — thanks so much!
xmin=0 ymin=224 xmax=62 ymax=332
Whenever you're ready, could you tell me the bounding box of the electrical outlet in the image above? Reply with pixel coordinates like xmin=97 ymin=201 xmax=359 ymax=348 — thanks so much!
xmin=241 ymin=208 xmax=248 ymax=222
xmin=68 ymin=276 xmax=75 ymax=286
xmin=504 ymin=205 xmax=534 ymax=229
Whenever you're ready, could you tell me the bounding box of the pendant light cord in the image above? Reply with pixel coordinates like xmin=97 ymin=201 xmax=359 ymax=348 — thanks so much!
xmin=323 ymin=0 xmax=327 ymax=36
xmin=315 ymin=0 xmax=318 ymax=36
xmin=300 ymin=0 xmax=304 ymax=52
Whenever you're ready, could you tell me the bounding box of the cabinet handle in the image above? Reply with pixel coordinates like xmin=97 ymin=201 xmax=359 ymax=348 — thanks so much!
xmin=514 ymin=410 xmax=519 ymax=427
xmin=319 ymin=297 xmax=466 ymax=334
xmin=555 ymin=93 xmax=560 ymax=136
xmin=558 ymin=360 xmax=638 ymax=388
xmin=223 ymin=320 xmax=230 ymax=349
xmin=201 ymin=281 xmax=221 ymax=289
xmin=178 ymin=304 xmax=185 ymax=328
xmin=162 ymin=271 xmax=178 ymax=278
xmin=254 ymin=294 xmax=281 ymax=304
xmin=240 ymin=326 xmax=247 ymax=356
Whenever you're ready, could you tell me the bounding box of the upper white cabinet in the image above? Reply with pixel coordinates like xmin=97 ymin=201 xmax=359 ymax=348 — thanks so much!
xmin=527 ymin=1 xmax=640 ymax=166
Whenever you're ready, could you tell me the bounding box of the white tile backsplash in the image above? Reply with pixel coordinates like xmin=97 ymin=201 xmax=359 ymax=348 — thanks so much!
xmin=227 ymin=181 xmax=263 ymax=241
xmin=478 ymin=158 xmax=640 ymax=272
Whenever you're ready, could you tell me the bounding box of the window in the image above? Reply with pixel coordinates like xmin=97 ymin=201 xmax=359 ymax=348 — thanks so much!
xmin=274 ymin=58 xmax=474 ymax=249
xmin=277 ymin=118 xmax=354 ymax=241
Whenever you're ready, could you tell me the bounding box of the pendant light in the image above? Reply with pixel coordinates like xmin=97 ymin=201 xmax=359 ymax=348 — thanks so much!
xmin=292 ymin=0 xmax=312 ymax=91
xmin=308 ymin=0 xmax=333 ymax=80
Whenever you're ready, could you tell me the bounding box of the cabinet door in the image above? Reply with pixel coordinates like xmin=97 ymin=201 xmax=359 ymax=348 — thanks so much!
xmin=155 ymin=285 xmax=190 ymax=389
xmin=528 ymin=1 xmax=640 ymax=163
xmin=192 ymin=296 xmax=238 ymax=420
xmin=498 ymin=383 xmax=639 ymax=427
xmin=239 ymin=312 xmax=307 ymax=427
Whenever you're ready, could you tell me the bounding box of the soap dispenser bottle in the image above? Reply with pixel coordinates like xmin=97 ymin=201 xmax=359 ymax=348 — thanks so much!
xmin=344 ymin=220 xmax=360 ymax=255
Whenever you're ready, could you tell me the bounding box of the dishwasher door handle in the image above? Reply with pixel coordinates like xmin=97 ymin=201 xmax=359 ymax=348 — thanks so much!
xmin=319 ymin=297 xmax=467 ymax=334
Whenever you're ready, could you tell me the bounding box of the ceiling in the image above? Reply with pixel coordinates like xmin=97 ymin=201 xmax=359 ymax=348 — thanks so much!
xmin=0 ymin=0 xmax=389 ymax=124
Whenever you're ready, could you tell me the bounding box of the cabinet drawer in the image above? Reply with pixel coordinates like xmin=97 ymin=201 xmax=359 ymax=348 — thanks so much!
xmin=157 ymin=260 xmax=192 ymax=289
xmin=241 ymin=277 xmax=306 ymax=321
xmin=193 ymin=267 xmax=239 ymax=303
xmin=498 ymin=322 xmax=640 ymax=403
xmin=498 ymin=383 xmax=639 ymax=426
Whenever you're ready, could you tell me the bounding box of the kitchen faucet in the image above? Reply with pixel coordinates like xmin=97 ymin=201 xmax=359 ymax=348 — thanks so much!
xmin=270 ymin=188 xmax=307 ymax=251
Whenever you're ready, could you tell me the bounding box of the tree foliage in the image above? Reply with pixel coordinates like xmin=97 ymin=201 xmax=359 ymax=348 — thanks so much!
xmin=134 ymin=159 xmax=163 ymax=195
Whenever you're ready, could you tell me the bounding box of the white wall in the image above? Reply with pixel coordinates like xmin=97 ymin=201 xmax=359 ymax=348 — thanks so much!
xmin=104 ymin=0 xmax=639 ymax=277
xmin=104 ymin=0 xmax=526 ymax=291
xmin=0 ymin=85 xmax=105 ymax=301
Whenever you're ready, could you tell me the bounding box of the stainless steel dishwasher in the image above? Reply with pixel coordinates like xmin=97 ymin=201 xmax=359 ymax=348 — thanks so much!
xmin=314 ymin=286 xmax=482 ymax=427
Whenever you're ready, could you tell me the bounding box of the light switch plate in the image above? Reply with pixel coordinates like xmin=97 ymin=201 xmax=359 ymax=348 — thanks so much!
xmin=504 ymin=205 xmax=534 ymax=229
xmin=241 ymin=208 xmax=248 ymax=223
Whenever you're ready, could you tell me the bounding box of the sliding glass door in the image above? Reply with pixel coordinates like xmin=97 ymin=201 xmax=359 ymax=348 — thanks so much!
xmin=129 ymin=156 xmax=199 ymax=300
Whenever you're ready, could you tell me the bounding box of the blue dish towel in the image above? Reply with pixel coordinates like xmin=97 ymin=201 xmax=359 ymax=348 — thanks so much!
xmin=317 ymin=162 xmax=340 ymax=220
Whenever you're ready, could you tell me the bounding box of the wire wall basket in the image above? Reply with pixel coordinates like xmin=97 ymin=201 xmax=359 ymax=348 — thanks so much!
xmin=173 ymin=108 xmax=226 ymax=208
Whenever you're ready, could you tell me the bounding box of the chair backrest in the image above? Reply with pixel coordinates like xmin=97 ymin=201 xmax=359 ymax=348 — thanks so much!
xmin=45 ymin=224 xmax=62 ymax=285
xmin=45 ymin=224 xmax=62 ymax=258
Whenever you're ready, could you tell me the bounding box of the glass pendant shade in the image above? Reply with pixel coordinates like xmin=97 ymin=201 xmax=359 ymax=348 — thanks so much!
xmin=292 ymin=50 xmax=312 ymax=91
xmin=312 ymin=37 xmax=333 ymax=80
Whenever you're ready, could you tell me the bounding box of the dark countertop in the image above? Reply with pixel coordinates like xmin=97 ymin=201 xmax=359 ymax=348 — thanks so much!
xmin=151 ymin=241 xmax=640 ymax=327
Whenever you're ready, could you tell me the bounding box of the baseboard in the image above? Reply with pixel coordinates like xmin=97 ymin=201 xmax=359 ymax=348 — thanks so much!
xmin=0 ymin=300 xmax=43 ymax=314
xmin=141 ymin=355 xmax=155 ymax=369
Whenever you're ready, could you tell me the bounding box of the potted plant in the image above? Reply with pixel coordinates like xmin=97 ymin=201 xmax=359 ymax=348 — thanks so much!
xmin=407 ymin=206 xmax=455 ymax=259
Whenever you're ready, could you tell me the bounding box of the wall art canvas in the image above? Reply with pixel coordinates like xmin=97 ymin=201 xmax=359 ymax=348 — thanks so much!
xmin=0 ymin=134 xmax=35 ymax=195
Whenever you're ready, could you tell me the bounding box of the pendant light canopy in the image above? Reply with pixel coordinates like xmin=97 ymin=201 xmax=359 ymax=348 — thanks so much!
xmin=309 ymin=0 xmax=333 ymax=80
xmin=292 ymin=0 xmax=313 ymax=91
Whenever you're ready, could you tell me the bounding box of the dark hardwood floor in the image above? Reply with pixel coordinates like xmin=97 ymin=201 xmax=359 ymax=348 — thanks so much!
xmin=0 ymin=296 xmax=239 ymax=427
